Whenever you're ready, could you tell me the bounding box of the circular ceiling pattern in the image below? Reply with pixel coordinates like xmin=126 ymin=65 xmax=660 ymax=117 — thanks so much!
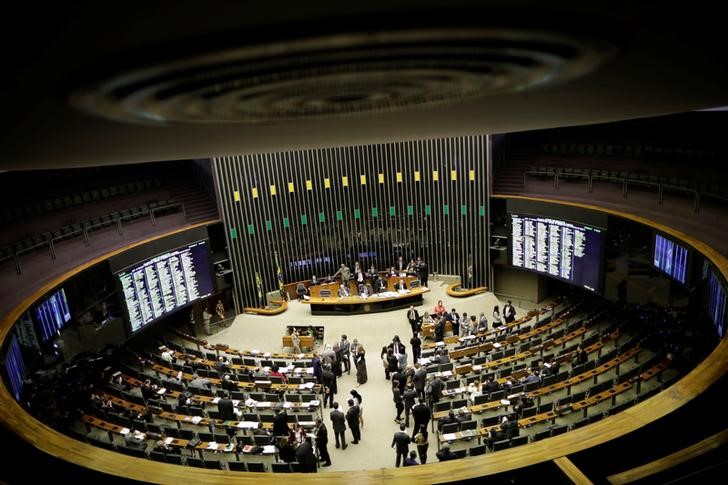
xmin=71 ymin=29 xmax=617 ymax=124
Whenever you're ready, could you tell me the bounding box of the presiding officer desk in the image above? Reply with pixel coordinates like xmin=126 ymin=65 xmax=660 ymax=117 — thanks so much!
xmin=303 ymin=275 xmax=429 ymax=315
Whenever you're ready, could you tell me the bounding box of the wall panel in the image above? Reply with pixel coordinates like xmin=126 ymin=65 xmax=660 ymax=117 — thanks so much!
xmin=213 ymin=136 xmax=488 ymax=307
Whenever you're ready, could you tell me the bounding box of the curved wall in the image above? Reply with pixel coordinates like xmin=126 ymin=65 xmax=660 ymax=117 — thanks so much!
xmin=1 ymin=197 xmax=727 ymax=483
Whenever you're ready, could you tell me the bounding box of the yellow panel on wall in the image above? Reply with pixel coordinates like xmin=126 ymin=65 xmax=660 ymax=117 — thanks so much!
xmin=324 ymin=178 xmax=331 ymax=188
xmin=360 ymin=174 xmax=367 ymax=185
xmin=251 ymin=187 xmax=258 ymax=198
xmin=433 ymin=170 xmax=439 ymax=181
xmin=396 ymin=172 xmax=403 ymax=183
xmin=270 ymin=184 xmax=277 ymax=196
xmin=306 ymin=179 xmax=313 ymax=190
xmin=469 ymin=169 xmax=476 ymax=181
xmin=233 ymin=190 xmax=240 ymax=202
xmin=342 ymin=176 xmax=349 ymax=187
xmin=451 ymin=170 xmax=457 ymax=181
xmin=288 ymin=182 xmax=295 ymax=193
xmin=378 ymin=173 xmax=385 ymax=184
xmin=414 ymin=171 xmax=421 ymax=182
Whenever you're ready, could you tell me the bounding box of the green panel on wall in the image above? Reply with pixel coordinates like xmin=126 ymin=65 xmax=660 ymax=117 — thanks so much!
xmin=407 ymin=205 xmax=413 ymax=216
xmin=425 ymin=205 xmax=431 ymax=216
xmin=230 ymin=227 xmax=237 ymax=239
xmin=265 ymin=220 xmax=272 ymax=231
xmin=319 ymin=212 xmax=325 ymax=222
xmin=389 ymin=206 xmax=396 ymax=217
xmin=247 ymin=224 xmax=255 ymax=235
xmin=300 ymin=214 xmax=308 ymax=225
xmin=460 ymin=205 xmax=467 ymax=216
xmin=336 ymin=210 xmax=343 ymax=221
xmin=479 ymin=205 xmax=485 ymax=217
xmin=443 ymin=204 xmax=449 ymax=216
xmin=354 ymin=208 xmax=361 ymax=220
xmin=372 ymin=207 xmax=378 ymax=217
xmin=283 ymin=217 xmax=290 ymax=228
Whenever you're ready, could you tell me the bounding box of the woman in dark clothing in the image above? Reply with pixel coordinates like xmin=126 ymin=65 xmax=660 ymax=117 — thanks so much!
xmin=355 ymin=347 xmax=368 ymax=386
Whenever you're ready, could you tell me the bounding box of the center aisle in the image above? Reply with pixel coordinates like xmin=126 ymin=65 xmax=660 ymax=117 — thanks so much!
xmin=203 ymin=281 xmax=523 ymax=471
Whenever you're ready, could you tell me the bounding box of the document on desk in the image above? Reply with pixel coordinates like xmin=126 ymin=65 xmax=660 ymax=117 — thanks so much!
xmin=263 ymin=445 xmax=277 ymax=454
xmin=207 ymin=442 xmax=218 ymax=449
xmin=212 ymin=397 xmax=221 ymax=404
xmin=443 ymin=433 xmax=457 ymax=441
xmin=165 ymin=437 xmax=174 ymax=445
xmin=120 ymin=427 xmax=130 ymax=435
xmin=191 ymin=416 xmax=203 ymax=424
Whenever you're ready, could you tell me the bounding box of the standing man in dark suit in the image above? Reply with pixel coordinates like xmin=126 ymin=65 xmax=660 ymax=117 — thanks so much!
xmin=403 ymin=383 xmax=418 ymax=428
xmin=503 ymin=300 xmax=517 ymax=324
xmin=273 ymin=406 xmax=290 ymax=437
xmin=345 ymin=398 xmax=361 ymax=444
xmin=296 ymin=436 xmax=318 ymax=473
xmin=322 ymin=364 xmax=337 ymax=408
xmin=313 ymin=418 xmax=331 ymax=467
xmin=413 ymin=363 xmax=427 ymax=401
xmin=427 ymin=376 xmax=444 ymax=409
xmin=329 ymin=402 xmax=347 ymax=449
xmin=217 ymin=391 xmax=235 ymax=421
xmin=340 ymin=335 xmax=351 ymax=375
xmin=410 ymin=332 xmax=422 ymax=363
xmin=391 ymin=423 xmax=411 ymax=467
xmin=407 ymin=306 xmax=421 ymax=335
xmin=411 ymin=398 xmax=431 ymax=440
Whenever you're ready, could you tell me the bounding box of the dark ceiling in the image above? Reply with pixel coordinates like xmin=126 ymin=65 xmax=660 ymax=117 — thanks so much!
xmin=1 ymin=1 xmax=727 ymax=170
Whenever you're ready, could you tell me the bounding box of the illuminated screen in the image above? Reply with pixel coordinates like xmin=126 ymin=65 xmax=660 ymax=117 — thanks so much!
xmin=708 ymin=270 xmax=726 ymax=338
xmin=34 ymin=288 xmax=71 ymax=343
xmin=653 ymin=233 xmax=688 ymax=284
xmin=3 ymin=334 xmax=26 ymax=401
xmin=510 ymin=213 xmax=604 ymax=292
xmin=117 ymin=240 xmax=214 ymax=334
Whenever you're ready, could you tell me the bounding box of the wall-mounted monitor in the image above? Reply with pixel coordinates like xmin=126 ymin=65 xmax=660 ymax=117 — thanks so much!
xmin=116 ymin=239 xmax=214 ymax=335
xmin=34 ymin=288 xmax=71 ymax=343
xmin=3 ymin=334 xmax=26 ymax=401
xmin=707 ymin=269 xmax=726 ymax=338
xmin=653 ymin=233 xmax=689 ymax=284
xmin=509 ymin=213 xmax=605 ymax=293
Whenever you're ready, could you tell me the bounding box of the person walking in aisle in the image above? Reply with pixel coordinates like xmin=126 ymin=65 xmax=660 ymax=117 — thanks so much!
xmin=414 ymin=425 xmax=429 ymax=464
xmin=391 ymin=423 xmax=411 ymax=468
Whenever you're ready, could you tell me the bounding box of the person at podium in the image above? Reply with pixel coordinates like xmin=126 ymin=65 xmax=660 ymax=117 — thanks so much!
xmin=376 ymin=275 xmax=389 ymax=293
xmin=394 ymin=279 xmax=408 ymax=291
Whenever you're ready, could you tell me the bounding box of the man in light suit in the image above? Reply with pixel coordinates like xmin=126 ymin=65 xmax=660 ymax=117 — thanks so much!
xmin=407 ymin=305 xmax=421 ymax=335
xmin=329 ymin=402 xmax=347 ymax=449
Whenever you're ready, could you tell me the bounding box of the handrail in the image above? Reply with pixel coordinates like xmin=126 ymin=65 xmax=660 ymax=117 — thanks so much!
xmin=446 ymin=283 xmax=488 ymax=297
xmin=1 ymin=200 xmax=728 ymax=483
xmin=243 ymin=299 xmax=288 ymax=315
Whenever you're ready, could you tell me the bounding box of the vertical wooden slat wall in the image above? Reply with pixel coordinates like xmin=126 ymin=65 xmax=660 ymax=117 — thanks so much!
xmin=212 ymin=136 xmax=489 ymax=308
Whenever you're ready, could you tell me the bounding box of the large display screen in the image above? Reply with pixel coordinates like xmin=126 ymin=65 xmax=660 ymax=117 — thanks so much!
xmin=510 ymin=213 xmax=604 ymax=292
xmin=3 ymin=334 xmax=26 ymax=401
xmin=117 ymin=240 xmax=214 ymax=334
xmin=653 ymin=233 xmax=689 ymax=284
xmin=707 ymin=269 xmax=726 ymax=338
xmin=34 ymin=288 xmax=71 ymax=343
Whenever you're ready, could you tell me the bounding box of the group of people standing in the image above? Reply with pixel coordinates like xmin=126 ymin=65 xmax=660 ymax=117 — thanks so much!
xmin=406 ymin=300 xmax=519 ymax=343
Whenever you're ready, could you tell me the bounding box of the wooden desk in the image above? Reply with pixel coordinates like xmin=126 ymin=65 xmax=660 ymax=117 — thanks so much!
xmin=302 ymin=287 xmax=430 ymax=315
xmin=281 ymin=335 xmax=315 ymax=351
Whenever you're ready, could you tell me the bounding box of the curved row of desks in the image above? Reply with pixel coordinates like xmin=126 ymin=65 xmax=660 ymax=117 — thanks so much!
xmin=1 ymin=199 xmax=728 ymax=483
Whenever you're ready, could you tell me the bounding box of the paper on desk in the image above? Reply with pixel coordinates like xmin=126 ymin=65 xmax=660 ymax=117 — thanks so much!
xmin=165 ymin=437 xmax=174 ymax=445
xmin=191 ymin=416 xmax=203 ymax=424
xmin=492 ymin=342 xmax=502 ymax=348
xmin=443 ymin=433 xmax=457 ymax=441
xmin=435 ymin=341 xmax=445 ymax=347
xmin=308 ymin=400 xmax=320 ymax=406
xmin=156 ymin=388 xmax=167 ymax=395
xmin=472 ymin=365 xmax=482 ymax=371
xmin=212 ymin=397 xmax=221 ymax=404
xmin=282 ymin=402 xmax=292 ymax=408
xmin=232 ymin=400 xmax=240 ymax=406
xmin=120 ymin=427 xmax=130 ymax=435
xmin=262 ymin=445 xmax=277 ymax=454
xmin=207 ymin=442 xmax=218 ymax=449
xmin=264 ymin=352 xmax=271 ymax=358
xmin=500 ymin=399 xmax=510 ymax=405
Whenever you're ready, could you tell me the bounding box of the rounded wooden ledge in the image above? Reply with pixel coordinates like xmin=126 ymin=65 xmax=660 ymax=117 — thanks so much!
xmin=447 ymin=283 xmax=488 ymax=297
xmin=243 ymin=299 xmax=288 ymax=315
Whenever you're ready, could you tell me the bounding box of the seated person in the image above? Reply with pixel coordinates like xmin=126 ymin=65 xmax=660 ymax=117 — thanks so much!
xmin=438 ymin=410 xmax=459 ymax=431
xmin=436 ymin=443 xmax=458 ymax=461
xmin=355 ymin=270 xmax=365 ymax=284
xmin=338 ymin=283 xmax=351 ymax=297
xmin=388 ymin=266 xmax=398 ymax=277
xmin=376 ymin=276 xmax=389 ymax=293
xmin=366 ymin=264 xmax=378 ymax=279
xmin=296 ymin=282 xmax=308 ymax=300
xmin=311 ymin=275 xmax=320 ymax=286
xmin=359 ymin=284 xmax=371 ymax=298
xmin=394 ymin=278 xmax=407 ymax=291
